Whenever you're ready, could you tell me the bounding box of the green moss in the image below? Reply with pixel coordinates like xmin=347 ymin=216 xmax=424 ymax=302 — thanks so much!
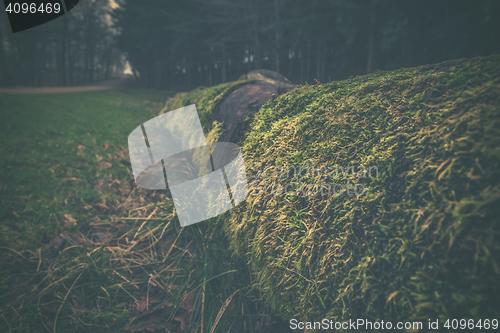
xmin=224 ymin=55 xmax=500 ymax=327
xmin=159 ymin=79 xmax=252 ymax=138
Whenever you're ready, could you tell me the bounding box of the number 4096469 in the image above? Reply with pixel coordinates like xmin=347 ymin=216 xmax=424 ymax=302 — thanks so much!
xmin=5 ymin=2 xmax=61 ymax=14
xmin=443 ymin=319 xmax=498 ymax=330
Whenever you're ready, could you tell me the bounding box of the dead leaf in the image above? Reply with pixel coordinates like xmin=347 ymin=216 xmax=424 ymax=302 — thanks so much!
xmin=181 ymin=290 xmax=197 ymax=313
xmin=62 ymin=177 xmax=82 ymax=182
xmin=64 ymin=214 xmax=77 ymax=227
xmin=82 ymin=205 xmax=92 ymax=211
xmin=98 ymin=162 xmax=112 ymax=170
xmin=136 ymin=296 xmax=147 ymax=312
xmin=119 ymin=186 xmax=131 ymax=196
xmin=103 ymin=144 xmax=110 ymax=149
xmin=52 ymin=235 xmax=66 ymax=249
xmin=173 ymin=311 xmax=190 ymax=331
xmin=54 ymin=164 xmax=62 ymax=170
xmin=72 ymin=298 xmax=87 ymax=313
xmin=94 ymin=180 xmax=104 ymax=189
xmin=77 ymin=145 xmax=86 ymax=157
xmin=95 ymin=203 xmax=109 ymax=211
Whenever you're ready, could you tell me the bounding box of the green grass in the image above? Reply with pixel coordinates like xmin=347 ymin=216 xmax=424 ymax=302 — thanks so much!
xmin=0 ymin=88 xmax=285 ymax=333
xmin=0 ymin=89 xmax=168 ymax=250
xmin=225 ymin=55 xmax=500 ymax=329
xmin=0 ymin=89 xmax=171 ymax=331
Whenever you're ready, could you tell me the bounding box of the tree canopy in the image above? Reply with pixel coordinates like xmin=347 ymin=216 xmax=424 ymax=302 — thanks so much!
xmin=114 ymin=0 xmax=500 ymax=88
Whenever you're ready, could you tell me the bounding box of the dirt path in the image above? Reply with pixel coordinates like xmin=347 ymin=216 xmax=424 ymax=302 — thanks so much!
xmin=0 ymin=78 xmax=127 ymax=94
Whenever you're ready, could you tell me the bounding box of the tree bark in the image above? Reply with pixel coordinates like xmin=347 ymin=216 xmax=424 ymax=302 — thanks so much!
xmin=274 ymin=0 xmax=280 ymax=73
xmin=59 ymin=17 xmax=68 ymax=86
xmin=299 ymin=49 xmax=304 ymax=83
xmin=316 ymin=44 xmax=322 ymax=82
xmin=306 ymin=41 xmax=311 ymax=82
xmin=366 ymin=0 xmax=377 ymax=74
xmin=222 ymin=46 xmax=227 ymax=83
xmin=249 ymin=0 xmax=261 ymax=69
xmin=0 ymin=19 xmax=5 ymax=86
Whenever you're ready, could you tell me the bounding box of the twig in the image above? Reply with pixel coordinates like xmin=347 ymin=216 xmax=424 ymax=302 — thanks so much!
xmin=36 ymin=248 xmax=42 ymax=272
xmin=133 ymin=207 xmax=159 ymax=239
xmin=0 ymin=246 xmax=27 ymax=260
xmin=162 ymin=228 xmax=184 ymax=263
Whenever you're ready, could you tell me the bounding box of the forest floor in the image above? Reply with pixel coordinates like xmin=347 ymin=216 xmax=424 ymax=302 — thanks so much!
xmin=0 ymin=89 xmax=172 ymax=331
xmin=0 ymin=87 xmax=286 ymax=332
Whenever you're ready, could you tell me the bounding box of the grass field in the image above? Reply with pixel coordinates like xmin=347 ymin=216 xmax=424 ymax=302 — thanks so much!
xmin=0 ymin=89 xmax=168 ymax=251
xmin=0 ymin=89 xmax=176 ymax=332
xmin=0 ymin=88 xmax=287 ymax=333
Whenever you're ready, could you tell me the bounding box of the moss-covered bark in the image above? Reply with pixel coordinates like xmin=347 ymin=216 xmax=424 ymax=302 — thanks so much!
xmin=223 ymin=55 xmax=500 ymax=327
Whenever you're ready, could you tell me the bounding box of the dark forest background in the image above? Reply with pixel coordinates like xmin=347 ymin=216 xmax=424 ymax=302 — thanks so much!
xmin=0 ymin=0 xmax=123 ymax=87
xmin=1 ymin=0 xmax=499 ymax=88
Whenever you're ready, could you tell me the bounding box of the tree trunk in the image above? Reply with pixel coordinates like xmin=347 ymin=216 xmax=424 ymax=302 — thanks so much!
xmin=0 ymin=19 xmax=5 ymax=86
xmin=300 ymin=49 xmax=304 ymax=83
xmin=316 ymin=44 xmax=323 ymax=82
xmin=274 ymin=0 xmax=280 ymax=73
xmin=249 ymin=0 xmax=261 ymax=69
xmin=222 ymin=46 xmax=227 ymax=83
xmin=366 ymin=0 xmax=377 ymax=74
xmin=306 ymin=42 xmax=311 ymax=82
xmin=68 ymin=40 xmax=74 ymax=86
xmin=59 ymin=17 xmax=68 ymax=86
xmin=84 ymin=3 xmax=96 ymax=83
xmin=208 ymin=59 xmax=213 ymax=86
